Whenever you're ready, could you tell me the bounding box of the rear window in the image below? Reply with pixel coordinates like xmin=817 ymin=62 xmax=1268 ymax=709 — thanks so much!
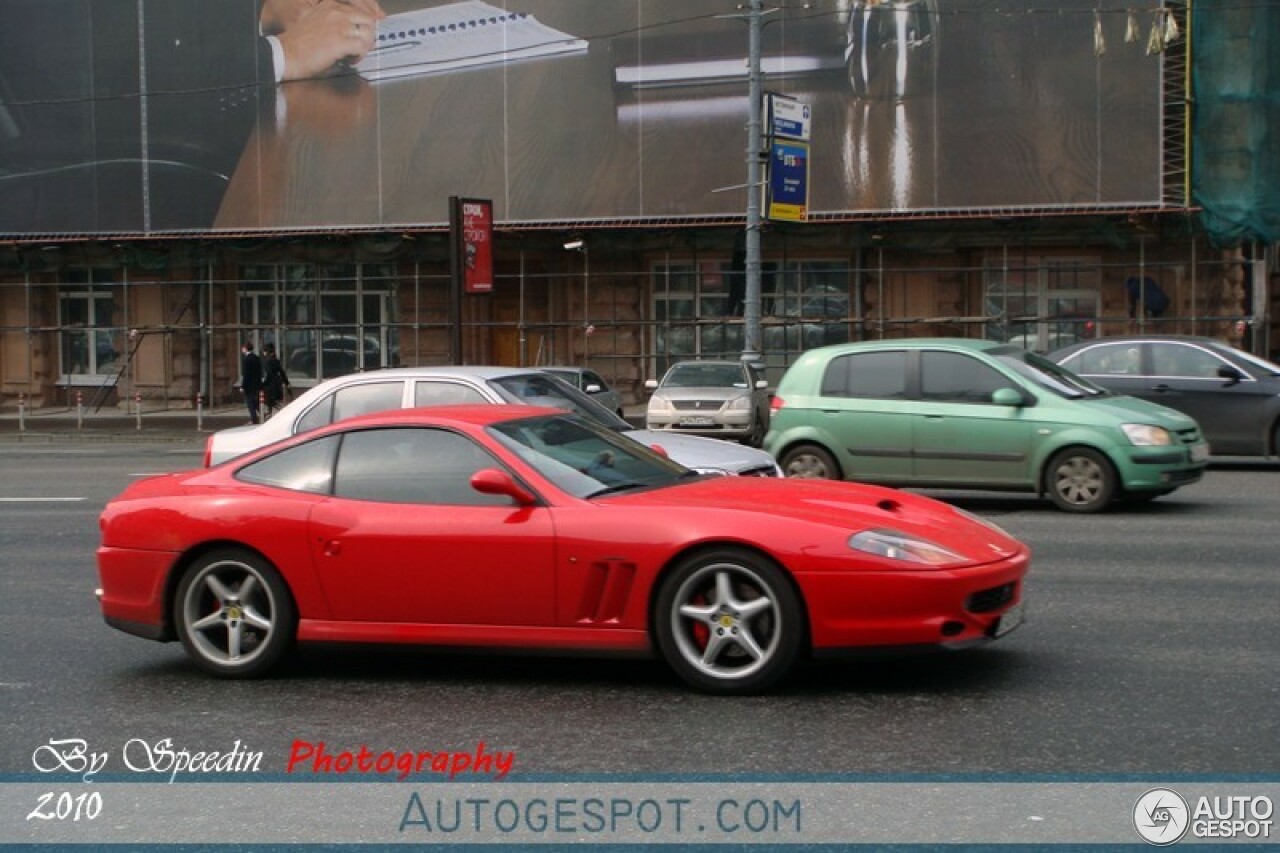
xmin=820 ymin=351 xmax=907 ymax=399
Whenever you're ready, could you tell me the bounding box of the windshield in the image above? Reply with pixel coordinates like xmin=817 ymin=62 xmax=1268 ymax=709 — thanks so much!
xmin=1231 ymin=349 xmax=1280 ymax=378
xmin=488 ymin=413 xmax=690 ymax=499
xmin=663 ymin=362 xmax=748 ymax=388
xmin=991 ymin=346 xmax=1109 ymax=399
xmin=541 ymin=369 xmax=581 ymax=387
xmin=488 ymin=373 xmax=631 ymax=431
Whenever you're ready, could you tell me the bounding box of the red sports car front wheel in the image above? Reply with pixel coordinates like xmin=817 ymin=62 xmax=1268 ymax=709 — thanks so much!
xmin=654 ymin=548 xmax=805 ymax=694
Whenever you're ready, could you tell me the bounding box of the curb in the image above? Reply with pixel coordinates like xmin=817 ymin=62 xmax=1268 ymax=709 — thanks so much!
xmin=0 ymin=431 xmax=211 ymax=444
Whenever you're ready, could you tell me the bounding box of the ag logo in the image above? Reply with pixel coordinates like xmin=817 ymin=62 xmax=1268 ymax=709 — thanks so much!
xmin=1134 ymin=788 xmax=1190 ymax=845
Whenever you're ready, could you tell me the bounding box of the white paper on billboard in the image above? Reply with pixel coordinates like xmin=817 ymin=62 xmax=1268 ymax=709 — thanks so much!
xmin=356 ymin=0 xmax=587 ymax=81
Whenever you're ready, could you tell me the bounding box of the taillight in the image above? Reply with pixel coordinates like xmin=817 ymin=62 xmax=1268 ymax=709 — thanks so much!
xmin=202 ymin=437 xmax=213 ymax=468
xmin=770 ymin=396 xmax=786 ymax=411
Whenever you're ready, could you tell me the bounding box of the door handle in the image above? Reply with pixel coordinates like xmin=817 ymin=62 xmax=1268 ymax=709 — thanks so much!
xmin=924 ymin=414 xmax=944 ymax=419
xmin=323 ymin=540 xmax=343 ymax=557
xmin=1151 ymin=384 xmax=1172 ymax=393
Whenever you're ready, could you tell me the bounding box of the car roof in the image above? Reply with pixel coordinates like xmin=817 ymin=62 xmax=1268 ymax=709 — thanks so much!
xmin=332 ymin=404 xmax=549 ymax=430
xmin=810 ymin=337 xmax=1004 ymax=354
xmin=319 ymin=365 xmax=548 ymax=382
xmin=1048 ymin=335 xmax=1226 ymax=357
xmin=668 ymin=359 xmax=748 ymax=367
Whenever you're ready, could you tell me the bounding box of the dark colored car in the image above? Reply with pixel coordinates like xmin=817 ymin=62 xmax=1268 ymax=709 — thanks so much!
xmin=1050 ymin=335 xmax=1280 ymax=457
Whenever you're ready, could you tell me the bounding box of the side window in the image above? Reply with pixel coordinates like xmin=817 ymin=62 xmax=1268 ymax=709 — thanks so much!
xmin=1151 ymin=344 xmax=1228 ymax=379
xmin=295 ymin=395 xmax=335 ymax=435
xmin=332 ymin=427 xmax=515 ymax=506
xmin=1075 ymin=345 xmax=1140 ymax=376
xmin=920 ymin=352 xmax=1009 ymax=404
xmin=414 ymin=381 xmax=489 ymax=407
xmin=820 ymin=352 xmax=907 ymax=399
xmin=236 ymin=435 xmax=338 ymax=494
xmin=333 ymin=382 xmax=405 ymax=421
xmin=295 ymin=382 xmax=403 ymax=435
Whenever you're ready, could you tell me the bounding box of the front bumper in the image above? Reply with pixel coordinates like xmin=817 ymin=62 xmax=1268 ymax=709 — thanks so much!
xmin=798 ymin=553 xmax=1028 ymax=651
xmin=645 ymin=412 xmax=754 ymax=439
xmin=1119 ymin=443 xmax=1208 ymax=491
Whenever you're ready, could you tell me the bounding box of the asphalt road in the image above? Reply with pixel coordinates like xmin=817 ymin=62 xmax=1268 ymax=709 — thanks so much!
xmin=1 ymin=441 xmax=1277 ymax=778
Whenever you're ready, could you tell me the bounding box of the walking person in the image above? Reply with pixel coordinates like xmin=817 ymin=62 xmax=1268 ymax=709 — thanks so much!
xmin=241 ymin=341 xmax=264 ymax=424
xmin=261 ymin=343 xmax=291 ymax=420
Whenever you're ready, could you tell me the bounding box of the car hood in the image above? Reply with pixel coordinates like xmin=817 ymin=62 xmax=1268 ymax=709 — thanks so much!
xmin=612 ymin=478 xmax=1024 ymax=564
xmin=652 ymin=386 xmax=749 ymax=403
xmin=1073 ymin=394 xmax=1200 ymax=430
xmin=622 ymin=429 xmax=778 ymax=474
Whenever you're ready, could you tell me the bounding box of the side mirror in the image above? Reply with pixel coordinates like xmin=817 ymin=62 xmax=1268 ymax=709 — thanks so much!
xmin=470 ymin=468 xmax=537 ymax=506
xmin=584 ymin=383 xmax=602 ymax=394
xmin=644 ymin=379 xmax=659 ymax=391
xmin=754 ymin=379 xmax=769 ymax=390
xmin=1217 ymin=365 xmax=1245 ymax=385
xmin=992 ymin=388 xmax=1025 ymax=407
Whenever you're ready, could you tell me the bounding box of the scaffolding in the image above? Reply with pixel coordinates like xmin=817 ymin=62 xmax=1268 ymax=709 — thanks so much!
xmin=2 ymin=231 xmax=1272 ymax=413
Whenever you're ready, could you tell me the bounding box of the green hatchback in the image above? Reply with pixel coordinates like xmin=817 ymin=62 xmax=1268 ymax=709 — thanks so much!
xmin=764 ymin=339 xmax=1209 ymax=512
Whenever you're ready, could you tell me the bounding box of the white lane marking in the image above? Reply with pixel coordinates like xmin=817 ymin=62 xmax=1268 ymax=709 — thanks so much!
xmin=0 ymin=497 xmax=85 ymax=503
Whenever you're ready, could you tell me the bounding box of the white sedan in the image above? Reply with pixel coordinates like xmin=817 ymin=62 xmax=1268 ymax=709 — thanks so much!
xmin=206 ymin=366 xmax=782 ymax=477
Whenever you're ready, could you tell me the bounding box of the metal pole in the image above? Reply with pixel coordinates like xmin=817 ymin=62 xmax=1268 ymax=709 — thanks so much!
xmin=582 ymin=248 xmax=591 ymax=364
xmin=741 ymin=0 xmax=764 ymax=365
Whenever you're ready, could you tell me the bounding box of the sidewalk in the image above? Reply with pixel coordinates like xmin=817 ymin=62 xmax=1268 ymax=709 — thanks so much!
xmin=0 ymin=404 xmax=248 ymax=443
xmin=0 ymin=404 xmax=652 ymax=443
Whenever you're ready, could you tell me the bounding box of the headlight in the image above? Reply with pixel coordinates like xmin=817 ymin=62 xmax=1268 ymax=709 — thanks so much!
xmin=1121 ymin=424 xmax=1172 ymax=446
xmin=691 ymin=467 xmax=730 ymax=477
xmin=648 ymin=396 xmax=676 ymax=414
xmin=951 ymin=506 xmax=1013 ymax=540
xmin=848 ymin=529 xmax=965 ymax=566
xmin=726 ymin=396 xmax=751 ymax=411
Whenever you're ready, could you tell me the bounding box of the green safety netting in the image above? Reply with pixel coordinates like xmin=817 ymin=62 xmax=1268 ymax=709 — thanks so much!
xmin=1192 ymin=0 xmax=1280 ymax=245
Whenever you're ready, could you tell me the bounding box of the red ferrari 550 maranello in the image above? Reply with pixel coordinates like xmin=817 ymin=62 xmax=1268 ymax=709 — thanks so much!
xmin=97 ymin=406 xmax=1029 ymax=693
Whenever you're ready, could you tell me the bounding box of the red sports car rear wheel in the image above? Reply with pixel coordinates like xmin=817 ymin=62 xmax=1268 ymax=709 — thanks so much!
xmin=174 ymin=549 xmax=296 ymax=678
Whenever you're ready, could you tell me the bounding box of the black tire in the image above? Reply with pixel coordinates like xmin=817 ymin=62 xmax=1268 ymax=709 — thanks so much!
xmin=653 ymin=548 xmax=804 ymax=694
xmin=743 ymin=415 xmax=766 ymax=448
xmin=173 ymin=548 xmax=296 ymax=678
xmin=779 ymin=444 xmax=842 ymax=480
xmin=1045 ymin=447 xmax=1117 ymax=513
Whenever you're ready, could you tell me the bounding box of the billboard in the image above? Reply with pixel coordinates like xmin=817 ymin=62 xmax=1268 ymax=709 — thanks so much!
xmin=0 ymin=0 xmax=1166 ymax=236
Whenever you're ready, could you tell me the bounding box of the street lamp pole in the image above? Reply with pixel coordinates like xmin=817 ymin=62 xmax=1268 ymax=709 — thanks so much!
xmin=742 ymin=0 xmax=765 ymax=365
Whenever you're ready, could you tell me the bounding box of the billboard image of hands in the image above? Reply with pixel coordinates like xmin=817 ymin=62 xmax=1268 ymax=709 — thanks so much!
xmin=0 ymin=0 xmax=1165 ymax=235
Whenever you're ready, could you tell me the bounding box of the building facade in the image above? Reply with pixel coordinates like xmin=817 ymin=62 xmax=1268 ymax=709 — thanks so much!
xmin=2 ymin=0 xmax=1276 ymax=412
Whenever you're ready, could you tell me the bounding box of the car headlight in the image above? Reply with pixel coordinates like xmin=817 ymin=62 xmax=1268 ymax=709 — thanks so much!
xmin=848 ymin=529 xmax=965 ymax=566
xmin=1121 ymin=424 xmax=1173 ymax=446
xmin=691 ymin=467 xmax=731 ymax=477
xmin=648 ymin=396 xmax=676 ymax=414
xmin=726 ymin=396 xmax=751 ymax=411
xmin=951 ymin=506 xmax=1013 ymax=540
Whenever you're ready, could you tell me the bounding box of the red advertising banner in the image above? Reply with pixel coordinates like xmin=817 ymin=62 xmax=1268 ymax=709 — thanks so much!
xmin=462 ymin=200 xmax=494 ymax=294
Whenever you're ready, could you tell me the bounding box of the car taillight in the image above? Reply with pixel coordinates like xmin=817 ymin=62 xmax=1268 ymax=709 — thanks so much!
xmin=202 ymin=437 xmax=213 ymax=468
xmin=770 ymin=396 xmax=786 ymax=411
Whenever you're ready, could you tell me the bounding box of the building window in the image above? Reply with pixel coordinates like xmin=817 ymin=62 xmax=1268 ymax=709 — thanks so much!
xmin=239 ymin=264 xmax=400 ymax=386
xmin=59 ymin=270 xmax=120 ymax=382
xmin=651 ymin=259 xmax=850 ymax=380
xmin=984 ymin=256 xmax=1101 ymax=352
